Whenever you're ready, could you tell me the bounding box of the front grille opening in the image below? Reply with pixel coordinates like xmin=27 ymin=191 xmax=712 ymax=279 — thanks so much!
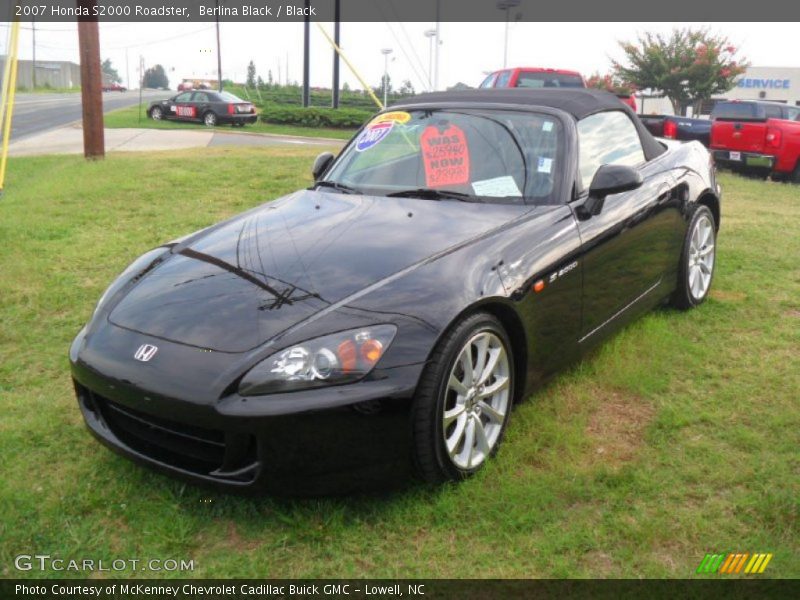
xmin=75 ymin=383 xmax=258 ymax=482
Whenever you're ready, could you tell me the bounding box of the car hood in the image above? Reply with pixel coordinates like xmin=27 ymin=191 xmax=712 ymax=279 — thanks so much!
xmin=108 ymin=190 xmax=528 ymax=352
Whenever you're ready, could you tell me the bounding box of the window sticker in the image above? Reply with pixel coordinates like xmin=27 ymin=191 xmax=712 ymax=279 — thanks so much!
xmin=420 ymin=124 xmax=470 ymax=187
xmin=537 ymin=157 xmax=553 ymax=174
xmin=355 ymin=121 xmax=394 ymax=152
xmin=542 ymin=121 xmax=554 ymax=132
xmin=472 ymin=176 xmax=522 ymax=197
xmin=374 ymin=111 xmax=412 ymax=125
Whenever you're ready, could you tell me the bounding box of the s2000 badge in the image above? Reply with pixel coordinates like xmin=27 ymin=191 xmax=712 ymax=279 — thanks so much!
xmin=355 ymin=121 xmax=394 ymax=152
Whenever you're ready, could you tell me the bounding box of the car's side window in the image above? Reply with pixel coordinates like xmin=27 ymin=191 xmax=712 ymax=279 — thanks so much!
xmin=192 ymin=92 xmax=209 ymax=103
xmin=495 ymin=70 xmax=511 ymax=87
xmin=479 ymin=73 xmax=497 ymax=88
xmin=174 ymin=92 xmax=193 ymax=103
xmin=577 ymin=111 xmax=645 ymax=191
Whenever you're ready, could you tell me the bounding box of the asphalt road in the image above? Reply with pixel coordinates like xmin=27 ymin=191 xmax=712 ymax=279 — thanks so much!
xmin=11 ymin=90 xmax=169 ymax=141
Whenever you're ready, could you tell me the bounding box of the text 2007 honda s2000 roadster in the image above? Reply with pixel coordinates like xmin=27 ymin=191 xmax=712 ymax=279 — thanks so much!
xmin=70 ymin=89 xmax=721 ymax=494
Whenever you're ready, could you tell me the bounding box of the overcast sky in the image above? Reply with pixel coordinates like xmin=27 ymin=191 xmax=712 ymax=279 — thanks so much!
xmin=5 ymin=21 xmax=799 ymax=91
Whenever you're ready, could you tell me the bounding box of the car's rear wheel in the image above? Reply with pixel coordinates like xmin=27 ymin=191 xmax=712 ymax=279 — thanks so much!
xmin=203 ymin=112 xmax=218 ymax=127
xmin=150 ymin=107 xmax=163 ymax=121
xmin=672 ymin=205 xmax=716 ymax=309
xmin=412 ymin=312 xmax=513 ymax=483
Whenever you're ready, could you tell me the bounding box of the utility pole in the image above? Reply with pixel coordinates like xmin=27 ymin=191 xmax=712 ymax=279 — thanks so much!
xmin=31 ymin=17 xmax=36 ymax=89
xmin=331 ymin=0 xmax=340 ymax=109
xmin=302 ymin=0 xmax=310 ymax=107
xmin=77 ymin=1 xmax=104 ymax=159
xmin=125 ymin=48 xmax=129 ymax=90
xmin=424 ymin=29 xmax=436 ymax=92
xmin=433 ymin=0 xmax=441 ymax=91
xmin=215 ymin=0 xmax=223 ymax=91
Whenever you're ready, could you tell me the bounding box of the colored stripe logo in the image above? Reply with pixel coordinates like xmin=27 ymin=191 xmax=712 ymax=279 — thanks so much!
xmin=696 ymin=552 xmax=773 ymax=574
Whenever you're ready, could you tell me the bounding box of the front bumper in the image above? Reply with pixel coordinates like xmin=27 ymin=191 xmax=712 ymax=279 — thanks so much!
xmin=70 ymin=328 xmax=421 ymax=495
xmin=712 ymin=149 xmax=775 ymax=170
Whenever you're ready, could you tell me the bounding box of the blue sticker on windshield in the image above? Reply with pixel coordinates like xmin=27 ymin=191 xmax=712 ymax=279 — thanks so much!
xmin=355 ymin=121 xmax=394 ymax=152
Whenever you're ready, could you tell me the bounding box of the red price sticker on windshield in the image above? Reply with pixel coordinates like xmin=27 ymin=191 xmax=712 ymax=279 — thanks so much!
xmin=420 ymin=124 xmax=470 ymax=187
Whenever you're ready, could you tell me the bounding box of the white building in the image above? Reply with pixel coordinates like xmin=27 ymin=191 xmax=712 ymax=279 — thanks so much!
xmin=638 ymin=66 xmax=800 ymax=116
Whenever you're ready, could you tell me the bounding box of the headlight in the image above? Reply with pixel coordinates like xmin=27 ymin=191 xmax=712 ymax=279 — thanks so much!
xmin=238 ymin=325 xmax=397 ymax=396
xmin=92 ymin=247 xmax=167 ymax=318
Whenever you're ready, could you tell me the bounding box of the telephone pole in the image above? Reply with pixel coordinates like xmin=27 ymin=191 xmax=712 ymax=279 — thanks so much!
xmin=31 ymin=17 xmax=36 ymax=88
xmin=215 ymin=0 xmax=223 ymax=91
xmin=77 ymin=1 xmax=105 ymax=159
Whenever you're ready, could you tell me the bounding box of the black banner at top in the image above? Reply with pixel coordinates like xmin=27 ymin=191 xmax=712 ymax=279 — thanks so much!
xmin=2 ymin=0 xmax=800 ymax=22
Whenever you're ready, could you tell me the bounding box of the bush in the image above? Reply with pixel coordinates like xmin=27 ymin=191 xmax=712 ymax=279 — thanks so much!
xmin=259 ymin=105 xmax=375 ymax=129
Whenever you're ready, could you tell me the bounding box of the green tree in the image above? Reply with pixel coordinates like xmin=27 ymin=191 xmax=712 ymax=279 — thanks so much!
xmin=398 ymin=79 xmax=415 ymax=95
xmin=142 ymin=64 xmax=169 ymax=90
xmin=101 ymin=58 xmax=121 ymax=84
xmin=585 ymin=72 xmax=636 ymax=96
xmin=613 ymin=28 xmax=747 ymax=115
xmin=246 ymin=60 xmax=257 ymax=88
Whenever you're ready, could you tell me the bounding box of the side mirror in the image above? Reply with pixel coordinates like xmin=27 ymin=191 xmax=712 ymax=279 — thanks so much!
xmin=312 ymin=152 xmax=335 ymax=181
xmin=581 ymin=164 xmax=643 ymax=217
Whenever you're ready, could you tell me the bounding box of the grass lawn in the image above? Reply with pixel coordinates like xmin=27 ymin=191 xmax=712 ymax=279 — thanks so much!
xmin=0 ymin=148 xmax=798 ymax=579
xmin=104 ymin=103 xmax=357 ymax=140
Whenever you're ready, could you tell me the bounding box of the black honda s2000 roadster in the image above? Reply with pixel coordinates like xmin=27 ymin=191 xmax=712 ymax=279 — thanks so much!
xmin=71 ymin=89 xmax=720 ymax=493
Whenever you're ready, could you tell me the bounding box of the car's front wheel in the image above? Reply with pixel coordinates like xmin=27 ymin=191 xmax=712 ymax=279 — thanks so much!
xmin=203 ymin=111 xmax=218 ymax=127
xmin=412 ymin=312 xmax=513 ymax=483
xmin=672 ymin=205 xmax=717 ymax=309
xmin=150 ymin=107 xmax=163 ymax=121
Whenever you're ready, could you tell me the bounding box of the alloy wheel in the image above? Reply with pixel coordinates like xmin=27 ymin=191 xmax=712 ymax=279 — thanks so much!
xmin=688 ymin=214 xmax=715 ymax=300
xmin=151 ymin=108 xmax=162 ymax=120
xmin=204 ymin=113 xmax=217 ymax=126
xmin=442 ymin=331 xmax=511 ymax=470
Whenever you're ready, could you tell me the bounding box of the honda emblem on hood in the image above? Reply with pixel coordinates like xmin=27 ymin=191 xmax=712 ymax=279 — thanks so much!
xmin=134 ymin=344 xmax=158 ymax=362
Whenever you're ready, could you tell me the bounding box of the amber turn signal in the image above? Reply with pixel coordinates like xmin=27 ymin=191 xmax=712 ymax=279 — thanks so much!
xmin=360 ymin=339 xmax=384 ymax=365
xmin=533 ymin=279 xmax=546 ymax=293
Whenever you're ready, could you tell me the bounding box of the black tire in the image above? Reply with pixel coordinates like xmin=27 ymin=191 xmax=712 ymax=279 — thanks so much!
xmin=203 ymin=111 xmax=218 ymax=127
xmin=411 ymin=312 xmax=514 ymax=483
xmin=150 ymin=106 xmax=163 ymax=121
xmin=672 ymin=205 xmax=717 ymax=310
xmin=791 ymin=162 xmax=800 ymax=184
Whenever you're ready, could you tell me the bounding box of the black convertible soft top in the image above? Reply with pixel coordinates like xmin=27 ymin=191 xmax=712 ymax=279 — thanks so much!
xmin=394 ymin=88 xmax=666 ymax=161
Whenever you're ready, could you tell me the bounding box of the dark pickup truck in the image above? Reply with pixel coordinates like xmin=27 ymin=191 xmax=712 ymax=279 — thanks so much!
xmin=710 ymin=101 xmax=800 ymax=182
xmin=639 ymin=114 xmax=712 ymax=146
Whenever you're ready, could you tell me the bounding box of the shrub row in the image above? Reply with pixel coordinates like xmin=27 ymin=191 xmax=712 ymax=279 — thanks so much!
xmin=259 ymin=105 xmax=375 ymax=128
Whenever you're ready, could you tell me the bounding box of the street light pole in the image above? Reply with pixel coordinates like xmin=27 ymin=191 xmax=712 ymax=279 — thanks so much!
xmin=215 ymin=0 xmax=222 ymax=91
xmin=496 ymin=0 xmax=520 ymax=69
xmin=31 ymin=17 xmax=36 ymax=89
xmin=433 ymin=0 xmax=440 ymax=91
xmin=424 ymin=29 xmax=436 ymax=92
xmin=381 ymin=48 xmax=392 ymax=106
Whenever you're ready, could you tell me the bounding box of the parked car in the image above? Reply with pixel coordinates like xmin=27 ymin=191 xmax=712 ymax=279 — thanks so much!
xmin=101 ymin=82 xmax=126 ymax=92
xmin=71 ymin=89 xmax=720 ymax=494
xmin=639 ymin=114 xmax=712 ymax=147
xmin=480 ymin=67 xmax=637 ymax=110
xmin=710 ymin=100 xmax=800 ymax=181
xmin=148 ymin=91 xmax=257 ymax=127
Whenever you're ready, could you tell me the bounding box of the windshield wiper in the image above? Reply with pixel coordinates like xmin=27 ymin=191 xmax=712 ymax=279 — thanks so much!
xmin=314 ymin=180 xmax=361 ymax=195
xmin=386 ymin=188 xmax=480 ymax=202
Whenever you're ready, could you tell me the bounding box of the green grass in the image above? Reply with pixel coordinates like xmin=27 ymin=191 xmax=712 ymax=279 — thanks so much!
xmin=17 ymin=86 xmax=81 ymax=94
xmin=1 ymin=149 xmax=798 ymax=579
xmin=104 ymin=103 xmax=357 ymax=140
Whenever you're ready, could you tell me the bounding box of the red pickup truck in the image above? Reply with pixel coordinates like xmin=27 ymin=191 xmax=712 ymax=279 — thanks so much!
xmin=479 ymin=67 xmax=637 ymax=111
xmin=710 ymin=100 xmax=800 ymax=182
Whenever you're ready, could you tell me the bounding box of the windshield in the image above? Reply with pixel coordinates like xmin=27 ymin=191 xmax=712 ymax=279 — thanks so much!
xmin=323 ymin=109 xmax=563 ymax=204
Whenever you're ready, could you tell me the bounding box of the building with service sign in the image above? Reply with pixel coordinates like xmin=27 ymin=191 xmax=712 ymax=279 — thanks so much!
xmin=719 ymin=66 xmax=800 ymax=106
xmin=638 ymin=66 xmax=800 ymax=116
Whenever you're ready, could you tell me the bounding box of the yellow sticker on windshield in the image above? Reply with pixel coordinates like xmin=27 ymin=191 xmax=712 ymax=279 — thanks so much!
xmin=373 ymin=111 xmax=411 ymax=125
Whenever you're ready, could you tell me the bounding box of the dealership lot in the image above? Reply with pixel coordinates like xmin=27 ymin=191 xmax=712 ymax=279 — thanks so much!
xmin=0 ymin=146 xmax=797 ymax=578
